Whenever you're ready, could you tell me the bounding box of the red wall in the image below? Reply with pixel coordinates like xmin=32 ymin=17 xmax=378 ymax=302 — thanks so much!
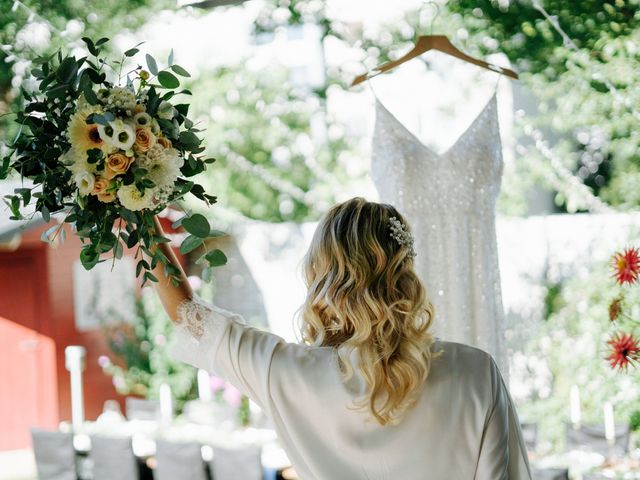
xmin=0 ymin=247 xmax=57 ymax=449
xmin=0 ymin=216 xmax=185 ymax=449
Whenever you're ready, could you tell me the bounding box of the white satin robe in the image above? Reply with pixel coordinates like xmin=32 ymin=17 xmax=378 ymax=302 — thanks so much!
xmin=170 ymin=297 xmax=532 ymax=480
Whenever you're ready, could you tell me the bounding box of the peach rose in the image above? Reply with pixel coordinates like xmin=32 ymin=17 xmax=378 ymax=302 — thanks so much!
xmin=97 ymin=191 xmax=117 ymax=203
xmin=104 ymin=152 xmax=133 ymax=179
xmin=91 ymin=176 xmax=111 ymax=196
xmin=157 ymin=137 xmax=172 ymax=149
xmin=134 ymin=127 xmax=156 ymax=152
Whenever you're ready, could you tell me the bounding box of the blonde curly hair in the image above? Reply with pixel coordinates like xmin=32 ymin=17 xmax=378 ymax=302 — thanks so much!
xmin=300 ymin=197 xmax=437 ymax=425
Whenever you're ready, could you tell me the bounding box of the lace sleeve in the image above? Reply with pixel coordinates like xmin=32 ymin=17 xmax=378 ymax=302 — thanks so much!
xmin=169 ymin=296 xmax=285 ymax=411
xmin=176 ymin=297 xmax=211 ymax=339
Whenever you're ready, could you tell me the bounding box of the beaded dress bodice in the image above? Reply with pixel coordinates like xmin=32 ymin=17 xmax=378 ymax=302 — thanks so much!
xmin=371 ymin=90 xmax=506 ymax=373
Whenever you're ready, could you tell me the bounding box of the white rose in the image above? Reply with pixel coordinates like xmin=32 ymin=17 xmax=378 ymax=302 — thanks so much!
xmin=74 ymin=171 xmax=95 ymax=196
xmin=157 ymin=101 xmax=177 ymax=120
xmin=117 ymin=184 xmax=155 ymax=211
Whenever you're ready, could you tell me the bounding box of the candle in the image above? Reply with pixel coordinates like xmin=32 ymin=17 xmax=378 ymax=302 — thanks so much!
xmin=604 ymin=402 xmax=615 ymax=444
xmin=570 ymin=385 xmax=581 ymax=429
xmin=197 ymin=369 xmax=212 ymax=402
xmin=65 ymin=346 xmax=86 ymax=432
xmin=159 ymin=383 xmax=173 ymax=424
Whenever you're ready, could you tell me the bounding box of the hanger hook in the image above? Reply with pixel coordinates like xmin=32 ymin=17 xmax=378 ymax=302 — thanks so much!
xmin=423 ymin=1 xmax=441 ymax=35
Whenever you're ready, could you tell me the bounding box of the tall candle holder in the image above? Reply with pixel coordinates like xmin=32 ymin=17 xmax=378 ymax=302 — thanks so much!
xmin=64 ymin=345 xmax=86 ymax=433
xmin=570 ymin=385 xmax=581 ymax=430
xmin=159 ymin=383 xmax=173 ymax=427
xmin=197 ymin=369 xmax=212 ymax=402
xmin=604 ymin=402 xmax=615 ymax=461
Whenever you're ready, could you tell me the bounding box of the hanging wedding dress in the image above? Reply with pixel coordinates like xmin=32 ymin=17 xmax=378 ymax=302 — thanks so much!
xmin=371 ymin=86 xmax=507 ymax=375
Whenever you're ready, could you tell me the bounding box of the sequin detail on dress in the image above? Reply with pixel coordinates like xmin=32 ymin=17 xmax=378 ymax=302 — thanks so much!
xmin=371 ymin=91 xmax=507 ymax=374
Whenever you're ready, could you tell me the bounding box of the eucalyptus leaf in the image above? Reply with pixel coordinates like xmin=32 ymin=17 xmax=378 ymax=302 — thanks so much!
xmin=205 ymin=249 xmax=227 ymax=267
xmin=14 ymin=188 xmax=31 ymax=206
xmin=170 ymin=64 xmax=191 ymax=77
xmin=179 ymin=234 xmax=203 ymax=255
xmin=144 ymin=271 xmax=158 ymax=283
xmin=119 ymin=210 xmax=138 ymax=227
xmin=46 ymin=84 xmax=68 ymax=99
xmin=57 ymin=57 xmax=78 ymax=84
xmin=40 ymin=225 xmax=58 ymax=243
xmin=114 ymin=240 xmax=124 ymax=259
xmin=171 ymin=217 xmax=184 ymax=229
xmin=83 ymin=85 xmax=98 ymax=105
xmin=80 ymin=247 xmax=99 ymax=270
xmin=157 ymin=71 xmax=180 ymax=89
xmin=136 ymin=260 xmax=149 ymax=277
xmin=179 ymin=131 xmax=200 ymax=148
xmin=82 ymin=37 xmax=98 ymax=56
xmin=146 ymin=54 xmax=158 ymax=75
xmin=202 ymin=267 xmax=212 ymax=283
xmin=41 ymin=205 xmax=50 ymax=222
xmin=181 ymin=213 xmax=210 ymax=238
xmin=0 ymin=155 xmax=10 ymax=179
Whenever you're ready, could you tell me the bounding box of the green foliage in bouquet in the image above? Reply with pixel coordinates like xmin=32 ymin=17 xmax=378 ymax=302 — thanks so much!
xmin=100 ymin=289 xmax=197 ymax=412
xmin=1 ymin=37 xmax=225 ymax=284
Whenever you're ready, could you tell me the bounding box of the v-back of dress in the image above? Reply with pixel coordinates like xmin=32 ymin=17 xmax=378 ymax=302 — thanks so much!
xmin=371 ymin=90 xmax=507 ymax=374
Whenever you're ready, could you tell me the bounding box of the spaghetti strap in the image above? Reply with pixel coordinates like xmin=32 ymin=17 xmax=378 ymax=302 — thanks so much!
xmin=492 ymin=73 xmax=501 ymax=97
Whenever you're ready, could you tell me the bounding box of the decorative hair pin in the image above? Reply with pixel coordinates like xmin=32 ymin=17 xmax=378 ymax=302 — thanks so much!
xmin=388 ymin=216 xmax=416 ymax=258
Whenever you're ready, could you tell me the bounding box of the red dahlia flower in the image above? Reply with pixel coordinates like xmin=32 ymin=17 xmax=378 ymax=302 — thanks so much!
xmin=606 ymin=332 xmax=640 ymax=370
xmin=611 ymin=247 xmax=640 ymax=285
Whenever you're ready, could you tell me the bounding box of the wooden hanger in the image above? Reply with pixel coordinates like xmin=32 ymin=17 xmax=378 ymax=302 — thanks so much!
xmin=351 ymin=34 xmax=519 ymax=87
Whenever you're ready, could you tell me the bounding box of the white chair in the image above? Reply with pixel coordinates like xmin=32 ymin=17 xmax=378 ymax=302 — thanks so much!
xmin=155 ymin=439 xmax=207 ymax=480
xmin=533 ymin=468 xmax=569 ymax=480
xmin=31 ymin=429 xmax=77 ymax=480
xmin=90 ymin=435 xmax=138 ymax=480
xmin=210 ymin=446 xmax=263 ymax=480
xmin=565 ymin=422 xmax=630 ymax=457
xmin=125 ymin=397 xmax=159 ymax=421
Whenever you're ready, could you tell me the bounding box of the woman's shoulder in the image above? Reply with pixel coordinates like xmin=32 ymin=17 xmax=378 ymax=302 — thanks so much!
xmin=429 ymin=339 xmax=499 ymax=382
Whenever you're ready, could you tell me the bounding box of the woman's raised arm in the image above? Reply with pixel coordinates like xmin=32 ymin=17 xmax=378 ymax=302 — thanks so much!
xmin=148 ymin=216 xmax=285 ymax=410
xmin=150 ymin=215 xmax=194 ymax=323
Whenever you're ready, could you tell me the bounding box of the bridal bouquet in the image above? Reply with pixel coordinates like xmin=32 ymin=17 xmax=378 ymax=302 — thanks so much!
xmin=606 ymin=246 xmax=640 ymax=369
xmin=1 ymin=37 xmax=225 ymax=284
